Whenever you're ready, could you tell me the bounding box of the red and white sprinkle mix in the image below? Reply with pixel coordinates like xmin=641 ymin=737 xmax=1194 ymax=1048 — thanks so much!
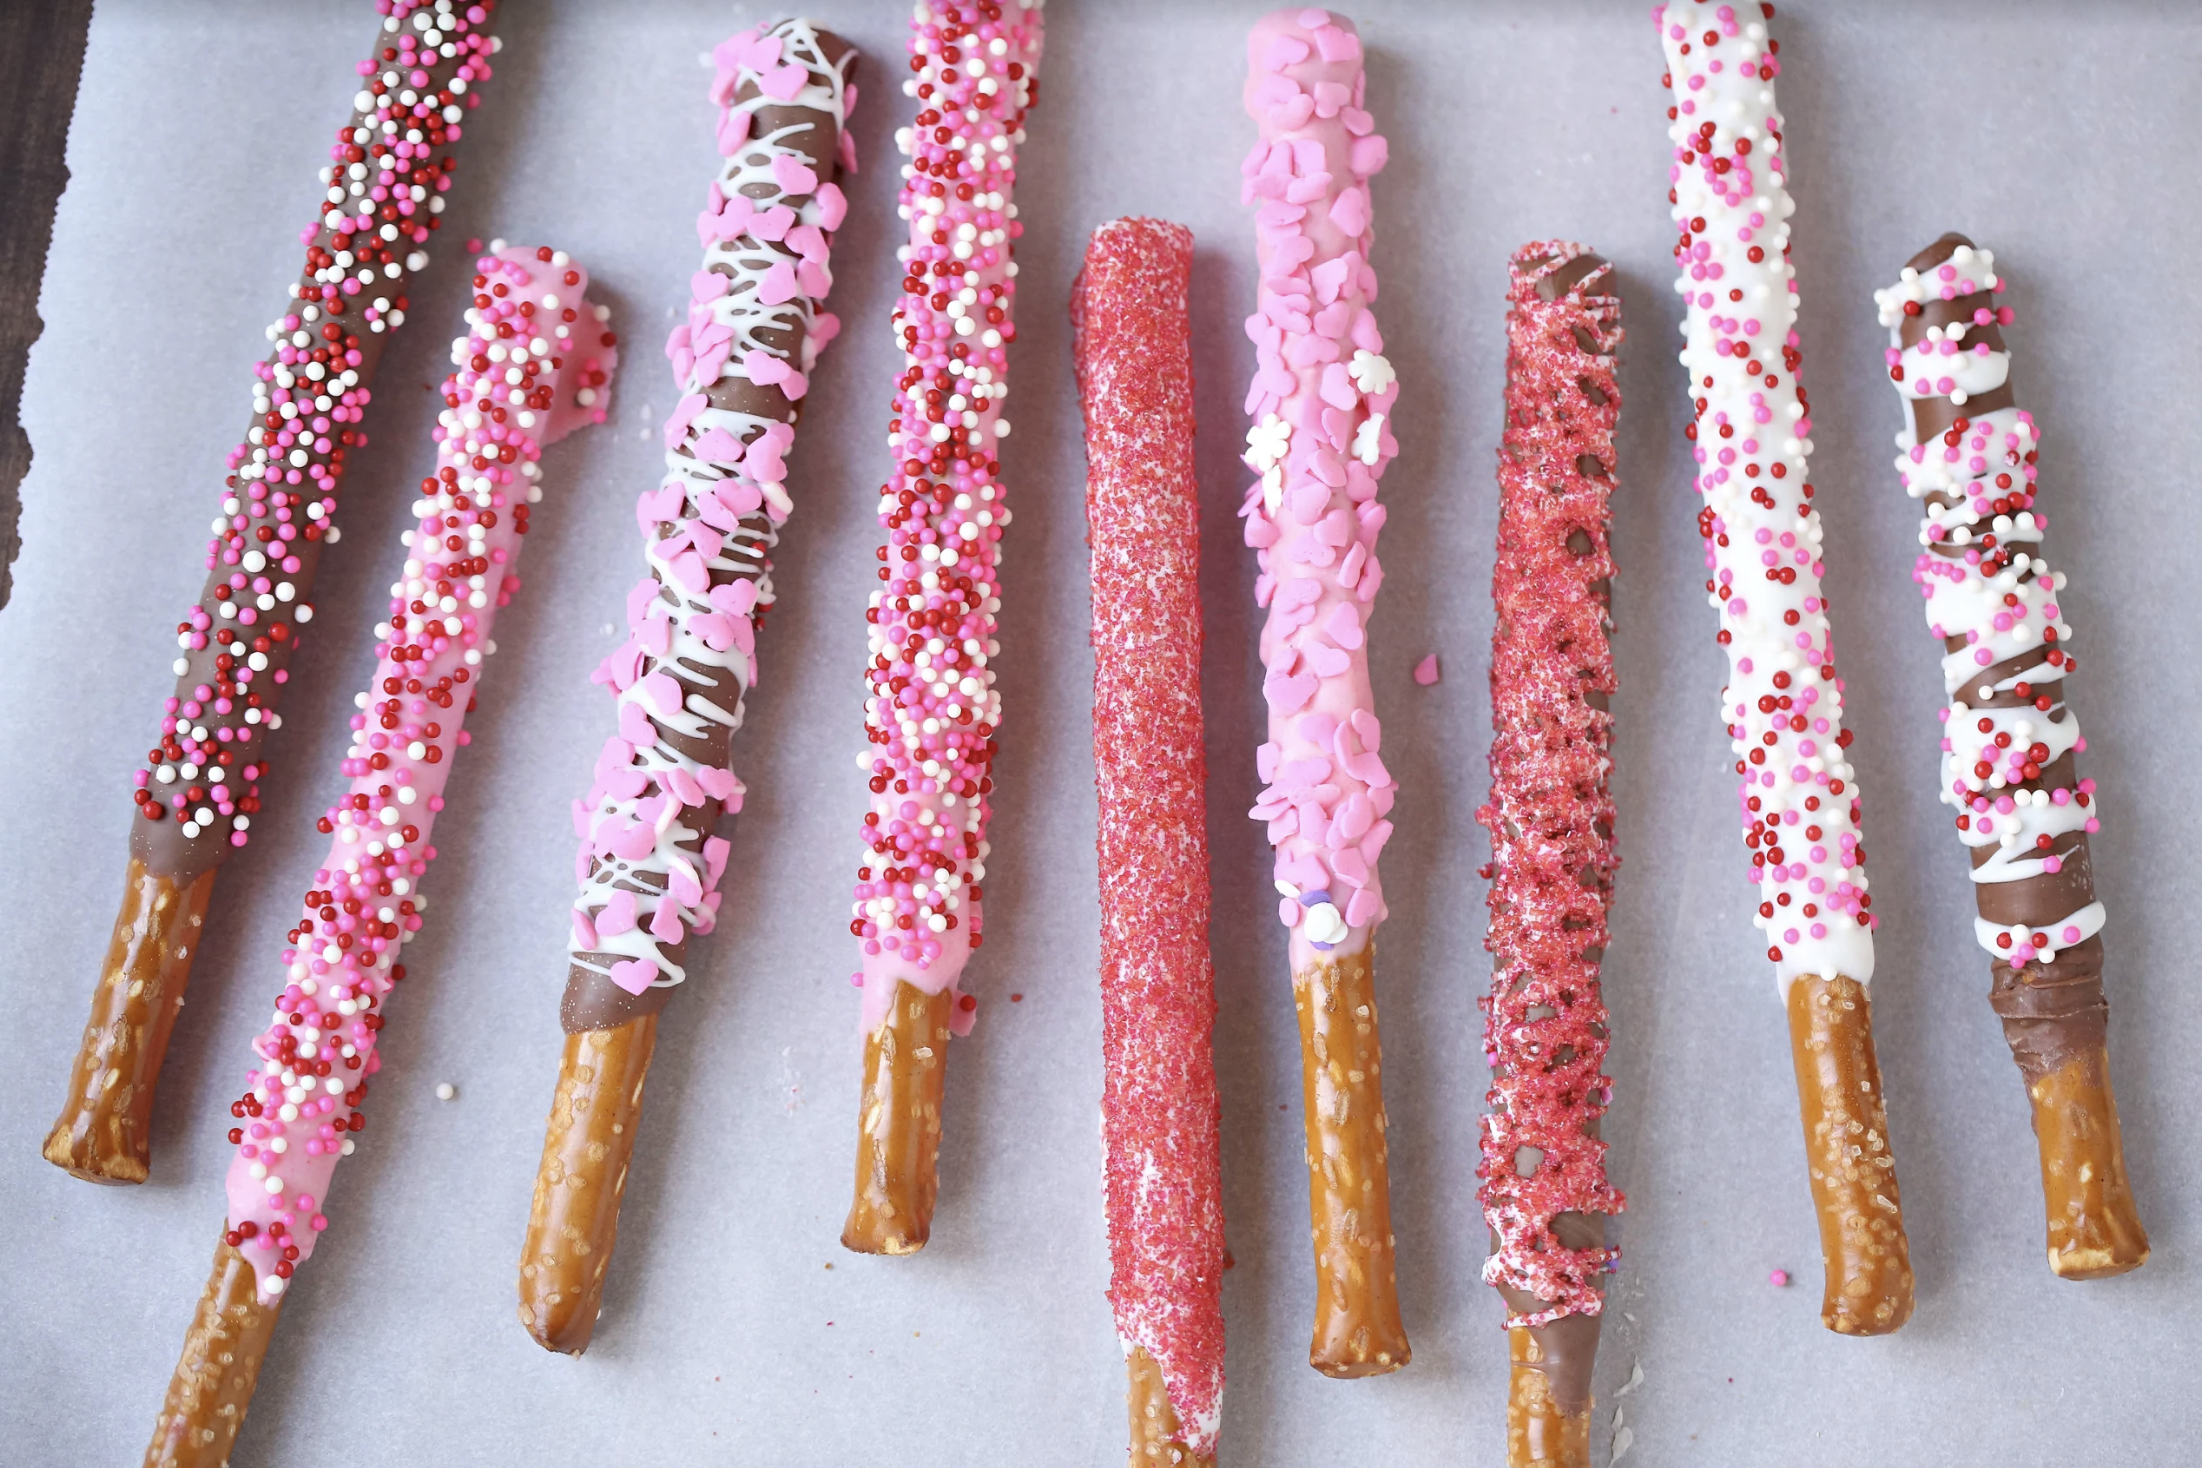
xmin=133 ymin=0 xmax=503 ymax=855
xmin=1477 ymin=245 xmax=1625 ymax=1330
xmin=1657 ymin=1 xmax=1878 ymax=988
xmin=220 ymin=244 xmax=615 ymax=1301
xmin=847 ymin=0 xmax=1043 ymax=1041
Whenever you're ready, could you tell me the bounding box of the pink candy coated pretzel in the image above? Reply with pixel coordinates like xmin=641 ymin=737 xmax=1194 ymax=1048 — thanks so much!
xmin=840 ymin=0 xmax=1043 ymax=1259
xmin=1075 ymin=217 xmax=1225 ymax=1463
xmin=147 ymin=245 xmax=614 ymax=1468
xmin=1240 ymin=5 xmax=1411 ymax=1379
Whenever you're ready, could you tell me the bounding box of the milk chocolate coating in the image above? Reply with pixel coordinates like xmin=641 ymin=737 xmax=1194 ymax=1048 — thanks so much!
xmin=1901 ymin=234 xmax=2111 ymax=1088
xmin=1493 ymin=1211 xmax=1606 ymax=1416
xmin=131 ymin=26 xmax=493 ymax=887
xmin=560 ymin=34 xmax=849 ymax=1034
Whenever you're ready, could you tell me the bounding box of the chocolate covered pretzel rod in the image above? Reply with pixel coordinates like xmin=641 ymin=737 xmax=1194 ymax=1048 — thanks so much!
xmin=1655 ymin=0 xmax=1914 ymax=1335
xmin=517 ymin=18 xmax=857 ymax=1357
xmin=146 ymin=244 xmax=615 ymax=1468
xmin=1478 ymin=244 xmax=1626 ymax=1467
xmin=840 ymin=0 xmax=1042 ymax=1257
xmin=1239 ymin=6 xmax=1409 ymax=1378
xmin=1075 ymin=217 xmax=1225 ymax=1467
xmin=1874 ymin=235 xmax=2147 ymax=1279
xmin=47 ymin=0 xmax=507 ymax=1185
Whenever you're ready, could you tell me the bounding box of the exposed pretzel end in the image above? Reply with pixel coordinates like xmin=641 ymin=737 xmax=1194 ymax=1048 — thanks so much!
xmin=2029 ymin=1045 xmax=2147 ymax=1279
xmin=1506 ymin=1327 xmax=1594 ymax=1466
xmin=47 ymin=861 xmax=217 ymax=1184
xmin=519 ymin=1016 xmax=659 ymax=1354
xmin=842 ymin=982 xmax=952 ymax=1256
xmin=1292 ymin=944 xmax=1410 ymax=1377
xmin=1785 ymin=973 xmax=1915 ymax=1336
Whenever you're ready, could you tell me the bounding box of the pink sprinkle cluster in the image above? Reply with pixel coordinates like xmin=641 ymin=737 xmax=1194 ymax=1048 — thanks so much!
xmin=1239 ymin=8 xmax=1399 ymax=956
xmin=572 ymin=20 xmax=855 ymax=999
xmin=220 ymin=245 xmax=615 ymax=1301
xmin=132 ymin=0 xmax=501 ymax=853
xmin=847 ymin=0 xmax=1043 ymax=1040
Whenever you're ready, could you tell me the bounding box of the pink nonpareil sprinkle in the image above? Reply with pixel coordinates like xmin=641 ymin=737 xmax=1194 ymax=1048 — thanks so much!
xmin=1770 ymin=1268 xmax=1791 ymax=1287
xmin=1413 ymin=653 xmax=1440 ymax=685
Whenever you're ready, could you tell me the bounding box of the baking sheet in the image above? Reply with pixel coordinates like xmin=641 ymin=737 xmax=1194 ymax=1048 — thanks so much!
xmin=4 ymin=2 xmax=2199 ymax=1462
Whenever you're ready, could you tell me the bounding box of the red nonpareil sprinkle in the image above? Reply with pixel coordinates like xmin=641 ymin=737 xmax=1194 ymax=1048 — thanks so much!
xmin=846 ymin=1 xmax=1041 ymax=1029
xmin=1476 ymin=243 xmax=1626 ymax=1330
xmin=1074 ymin=216 xmax=1224 ymax=1452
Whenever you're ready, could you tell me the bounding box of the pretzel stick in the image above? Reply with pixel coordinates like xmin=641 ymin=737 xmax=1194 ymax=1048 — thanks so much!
xmin=145 ymin=1240 xmax=282 ymax=1468
xmin=1239 ymin=7 xmax=1409 ymax=1377
xmin=1480 ymin=245 xmax=1626 ymax=1466
xmin=519 ymin=1014 xmax=660 ymax=1352
xmin=46 ymin=0 xmax=507 ymax=1184
xmin=843 ymin=982 xmax=952 ymax=1253
xmin=519 ymin=18 xmax=856 ymax=1352
xmin=1076 ymin=217 xmax=1226 ymax=1463
xmin=840 ymin=0 xmax=1043 ymax=1256
xmin=1655 ymin=0 xmax=1914 ymax=1334
xmin=46 ymin=862 xmax=214 ymax=1183
xmin=1875 ymin=234 xmax=2146 ymax=1278
xmin=142 ymin=245 xmax=614 ymax=1460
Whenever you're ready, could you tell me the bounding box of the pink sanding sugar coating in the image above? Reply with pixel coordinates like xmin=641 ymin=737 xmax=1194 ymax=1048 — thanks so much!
xmin=221 ymin=246 xmax=616 ymax=1301
xmin=847 ymin=1 xmax=1043 ymax=1041
xmin=1239 ymin=7 xmax=1400 ymax=969
xmin=1073 ymin=218 xmax=1225 ymax=1456
xmin=1476 ymin=245 xmax=1625 ymax=1329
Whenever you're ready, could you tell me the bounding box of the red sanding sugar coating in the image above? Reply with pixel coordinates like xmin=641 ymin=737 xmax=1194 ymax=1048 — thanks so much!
xmin=1073 ymin=217 xmax=1225 ymax=1453
xmin=1476 ymin=243 xmax=1626 ymax=1329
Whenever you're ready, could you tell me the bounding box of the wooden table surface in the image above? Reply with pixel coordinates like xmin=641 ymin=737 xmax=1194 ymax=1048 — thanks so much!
xmin=0 ymin=0 xmax=94 ymax=612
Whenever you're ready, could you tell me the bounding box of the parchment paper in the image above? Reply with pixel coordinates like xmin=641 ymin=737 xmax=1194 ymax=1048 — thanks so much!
xmin=4 ymin=2 xmax=2198 ymax=1463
